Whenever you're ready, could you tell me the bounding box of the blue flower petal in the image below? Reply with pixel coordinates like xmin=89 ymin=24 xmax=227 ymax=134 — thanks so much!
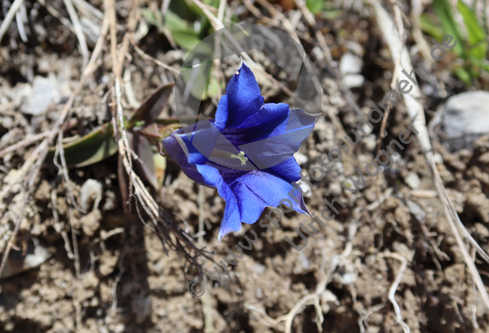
xmin=230 ymin=170 xmax=310 ymax=218
xmin=163 ymin=61 xmax=318 ymax=240
xmin=164 ymin=119 xmax=222 ymax=165
xmin=238 ymin=108 xmax=318 ymax=169
xmin=161 ymin=134 xmax=205 ymax=185
xmin=222 ymin=62 xmax=264 ymax=128
xmin=229 ymin=181 xmax=269 ymax=224
xmin=218 ymin=106 xmax=316 ymax=154
xmin=161 ymin=131 xmax=188 ymax=167
xmin=214 ymin=95 xmax=228 ymax=130
xmin=195 ymin=164 xmax=241 ymax=241
xmin=238 ymin=102 xmax=289 ymax=129
xmin=268 ymin=156 xmax=302 ymax=183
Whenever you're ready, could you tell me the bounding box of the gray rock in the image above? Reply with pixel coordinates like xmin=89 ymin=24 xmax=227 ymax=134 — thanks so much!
xmin=293 ymin=152 xmax=308 ymax=165
xmin=79 ymin=179 xmax=103 ymax=211
xmin=342 ymin=74 xmax=364 ymax=88
xmin=340 ymin=54 xmax=364 ymax=88
xmin=404 ymin=172 xmax=420 ymax=189
xmin=9 ymin=75 xmax=62 ymax=115
xmin=0 ymin=237 xmax=49 ymax=279
xmin=406 ymin=200 xmax=426 ymax=223
xmin=430 ymin=91 xmax=489 ymax=151
xmin=339 ymin=53 xmax=362 ymax=74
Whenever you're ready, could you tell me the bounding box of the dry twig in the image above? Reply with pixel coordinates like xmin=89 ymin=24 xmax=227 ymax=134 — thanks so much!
xmin=0 ymin=10 xmax=109 ymax=280
xmin=0 ymin=132 xmax=50 ymax=158
xmin=63 ymin=0 xmax=90 ymax=67
xmin=293 ymin=0 xmax=363 ymax=117
xmin=369 ymin=0 xmax=489 ymax=310
xmin=130 ymin=37 xmax=180 ymax=75
xmin=105 ymin=0 xmax=208 ymax=280
xmin=191 ymin=0 xmax=294 ymax=97
xmin=380 ymin=252 xmax=411 ymax=333
xmin=0 ymin=0 xmax=25 ymax=44
xmin=411 ymin=0 xmax=434 ymax=65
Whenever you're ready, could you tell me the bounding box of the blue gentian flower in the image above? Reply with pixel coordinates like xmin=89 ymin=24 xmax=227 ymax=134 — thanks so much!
xmin=162 ymin=62 xmax=319 ymax=240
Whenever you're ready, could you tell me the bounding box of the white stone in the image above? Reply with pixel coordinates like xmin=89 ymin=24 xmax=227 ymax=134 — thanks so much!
xmin=16 ymin=75 xmax=61 ymax=115
xmin=294 ymin=152 xmax=308 ymax=165
xmin=342 ymin=74 xmax=365 ymax=88
xmin=431 ymin=91 xmax=489 ymax=151
xmin=433 ymin=153 xmax=444 ymax=164
xmin=339 ymin=53 xmax=363 ymax=74
xmin=404 ymin=172 xmax=421 ymax=189
xmin=79 ymin=179 xmax=103 ymax=211
xmin=300 ymin=180 xmax=312 ymax=197
xmin=0 ymin=237 xmax=49 ymax=278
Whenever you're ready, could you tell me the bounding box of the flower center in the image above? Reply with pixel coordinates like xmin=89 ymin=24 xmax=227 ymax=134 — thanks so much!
xmin=230 ymin=151 xmax=248 ymax=166
xmin=208 ymin=149 xmax=253 ymax=170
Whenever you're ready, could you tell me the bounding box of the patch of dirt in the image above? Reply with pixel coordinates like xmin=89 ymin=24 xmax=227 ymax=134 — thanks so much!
xmin=1 ymin=1 xmax=489 ymax=333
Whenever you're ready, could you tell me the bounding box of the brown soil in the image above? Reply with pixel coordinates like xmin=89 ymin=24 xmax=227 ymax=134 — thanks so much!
xmin=1 ymin=1 xmax=489 ymax=333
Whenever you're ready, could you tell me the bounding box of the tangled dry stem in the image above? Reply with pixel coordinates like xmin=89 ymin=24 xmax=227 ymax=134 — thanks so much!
xmin=0 ymin=0 xmax=209 ymax=311
xmin=370 ymin=0 xmax=489 ymax=312
xmin=105 ymin=0 xmax=210 ymax=282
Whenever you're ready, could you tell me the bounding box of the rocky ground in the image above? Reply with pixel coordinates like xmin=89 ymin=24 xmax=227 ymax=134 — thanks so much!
xmin=1 ymin=0 xmax=489 ymax=332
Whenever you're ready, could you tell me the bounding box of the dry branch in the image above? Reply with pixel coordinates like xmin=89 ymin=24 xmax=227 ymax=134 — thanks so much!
xmin=0 ymin=0 xmax=25 ymax=44
xmin=369 ymin=0 xmax=489 ymax=311
xmin=0 ymin=9 xmax=110 ymax=280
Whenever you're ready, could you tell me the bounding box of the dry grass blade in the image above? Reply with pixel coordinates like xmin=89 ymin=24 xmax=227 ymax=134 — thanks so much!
xmin=0 ymin=5 xmax=109 ymax=280
xmin=245 ymin=245 xmax=343 ymax=332
xmin=411 ymin=0 xmax=434 ymax=65
xmin=292 ymin=0 xmax=363 ymax=117
xmin=284 ymin=294 xmax=324 ymax=333
xmin=245 ymin=0 xmax=322 ymax=104
xmin=381 ymin=252 xmax=411 ymax=333
xmin=191 ymin=0 xmax=294 ymax=97
xmin=131 ymin=38 xmax=180 ymax=75
xmin=63 ymin=0 xmax=89 ymax=67
xmin=73 ymin=0 xmax=104 ymax=21
xmin=369 ymin=0 xmax=489 ymax=310
xmin=359 ymin=303 xmax=386 ymax=333
xmin=0 ymin=0 xmax=25 ymax=44
xmin=105 ymin=0 xmax=209 ymax=276
xmin=0 ymin=132 xmax=49 ymax=158
xmin=15 ymin=2 xmax=28 ymax=43
xmin=388 ymin=0 xmax=406 ymax=90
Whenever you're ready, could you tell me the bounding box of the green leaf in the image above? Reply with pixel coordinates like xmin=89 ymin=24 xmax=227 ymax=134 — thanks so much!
xmin=420 ymin=14 xmax=446 ymax=40
xmin=168 ymin=28 xmax=202 ymax=51
xmin=163 ymin=10 xmax=191 ymax=30
xmin=133 ymin=133 xmax=158 ymax=189
xmin=433 ymin=0 xmax=466 ymax=57
xmin=168 ymin=0 xmax=200 ymax=22
xmin=471 ymin=58 xmax=489 ymax=72
xmin=179 ymin=61 xmax=213 ymax=100
xmin=203 ymin=0 xmax=219 ymax=6
xmin=203 ymin=70 xmax=224 ymax=99
xmin=146 ymin=9 xmax=205 ymax=52
xmin=45 ymin=123 xmax=118 ymax=167
xmin=322 ymin=9 xmax=343 ymax=20
xmin=182 ymin=0 xmax=205 ymax=17
xmin=128 ymin=83 xmax=175 ymax=128
xmin=457 ymin=0 xmax=488 ymax=60
xmin=182 ymin=62 xmax=224 ymax=100
xmin=454 ymin=66 xmax=472 ymax=85
xmin=307 ymin=0 xmax=325 ymax=14
xmin=141 ymin=8 xmax=163 ymax=28
xmin=154 ymin=153 xmax=166 ymax=188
